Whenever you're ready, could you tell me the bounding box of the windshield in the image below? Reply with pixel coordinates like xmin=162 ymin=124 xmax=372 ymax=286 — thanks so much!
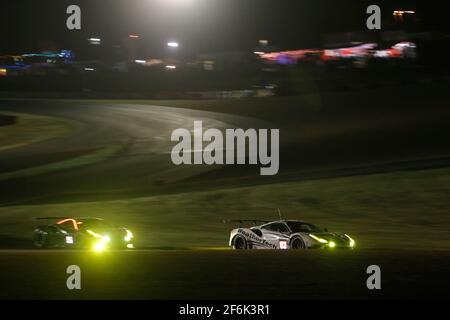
xmin=286 ymin=221 xmax=322 ymax=233
xmin=78 ymin=219 xmax=113 ymax=231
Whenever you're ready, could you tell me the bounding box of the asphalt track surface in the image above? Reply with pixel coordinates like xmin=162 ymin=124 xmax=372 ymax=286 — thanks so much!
xmin=0 ymin=249 xmax=449 ymax=299
xmin=0 ymin=99 xmax=268 ymax=205
xmin=1 ymin=98 xmax=450 ymax=206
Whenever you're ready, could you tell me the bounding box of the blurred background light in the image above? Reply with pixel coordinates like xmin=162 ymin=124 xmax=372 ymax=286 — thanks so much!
xmin=167 ymin=42 xmax=180 ymax=48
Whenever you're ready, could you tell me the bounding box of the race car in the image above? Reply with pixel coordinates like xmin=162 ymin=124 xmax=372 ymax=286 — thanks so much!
xmin=0 ymin=55 xmax=28 ymax=77
xmin=33 ymin=217 xmax=134 ymax=251
xmin=228 ymin=220 xmax=355 ymax=250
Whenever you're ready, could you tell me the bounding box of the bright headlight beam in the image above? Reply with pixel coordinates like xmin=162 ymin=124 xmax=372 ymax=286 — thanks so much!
xmin=345 ymin=234 xmax=355 ymax=242
xmin=309 ymin=234 xmax=328 ymax=243
xmin=345 ymin=234 xmax=356 ymax=247
xmin=88 ymin=229 xmax=110 ymax=244
xmin=124 ymin=230 xmax=134 ymax=242
xmin=86 ymin=229 xmax=102 ymax=238
xmin=93 ymin=241 xmax=106 ymax=252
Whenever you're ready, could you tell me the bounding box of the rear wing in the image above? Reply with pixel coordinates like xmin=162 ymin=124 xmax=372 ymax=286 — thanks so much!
xmin=34 ymin=217 xmax=104 ymax=221
xmin=34 ymin=217 xmax=69 ymax=221
xmin=223 ymin=219 xmax=270 ymax=227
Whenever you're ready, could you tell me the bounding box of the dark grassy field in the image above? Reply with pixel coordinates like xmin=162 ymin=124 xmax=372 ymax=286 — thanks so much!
xmin=0 ymin=111 xmax=72 ymax=152
xmin=0 ymin=166 xmax=449 ymax=250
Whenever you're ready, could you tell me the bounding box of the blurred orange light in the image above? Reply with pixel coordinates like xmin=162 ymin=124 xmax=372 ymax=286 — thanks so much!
xmin=57 ymin=218 xmax=79 ymax=230
xmin=393 ymin=10 xmax=415 ymax=16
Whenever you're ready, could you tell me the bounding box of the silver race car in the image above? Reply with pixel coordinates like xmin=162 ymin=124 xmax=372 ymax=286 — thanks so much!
xmin=228 ymin=220 xmax=355 ymax=250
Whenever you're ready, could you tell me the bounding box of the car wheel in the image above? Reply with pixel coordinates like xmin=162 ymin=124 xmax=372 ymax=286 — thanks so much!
xmin=232 ymin=236 xmax=247 ymax=250
xmin=290 ymin=236 xmax=306 ymax=249
xmin=33 ymin=232 xmax=50 ymax=248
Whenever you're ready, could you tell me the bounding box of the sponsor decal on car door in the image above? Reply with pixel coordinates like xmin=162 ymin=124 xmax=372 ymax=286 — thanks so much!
xmin=262 ymin=230 xmax=289 ymax=249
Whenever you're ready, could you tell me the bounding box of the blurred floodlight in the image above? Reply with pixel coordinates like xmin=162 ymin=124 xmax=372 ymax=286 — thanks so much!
xmin=165 ymin=65 xmax=177 ymax=70
xmin=161 ymin=0 xmax=194 ymax=6
xmin=135 ymin=60 xmax=146 ymax=64
xmin=129 ymin=34 xmax=140 ymax=39
xmin=393 ymin=10 xmax=415 ymax=16
xmin=88 ymin=38 xmax=102 ymax=45
xmin=167 ymin=42 xmax=179 ymax=48
xmin=254 ymin=51 xmax=265 ymax=55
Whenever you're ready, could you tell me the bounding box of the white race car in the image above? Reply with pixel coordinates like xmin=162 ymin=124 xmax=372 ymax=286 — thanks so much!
xmin=228 ymin=220 xmax=355 ymax=250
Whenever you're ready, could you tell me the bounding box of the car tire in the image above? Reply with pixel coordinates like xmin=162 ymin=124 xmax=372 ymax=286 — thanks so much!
xmin=290 ymin=236 xmax=306 ymax=249
xmin=232 ymin=236 xmax=247 ymax=250
xmin=33 ymin=232 xmax=50 ymax=248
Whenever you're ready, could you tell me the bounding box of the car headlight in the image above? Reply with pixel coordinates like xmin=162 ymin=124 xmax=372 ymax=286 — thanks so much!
xmin=328 ymin=241 xmax=336 ymax=248
xmin=87 ymin=229 xmax=111 ymax=251
xmin=345 ymin=234 xmax=356 ymax=247
xmin=309 ymin=234 xmax=328 ymax=244
xmin=124 ymin=229 xmax=133 ymax=242
xmin=93 ymin=241 xmax=107 ymax=252
xmin=87 ymin=230 xmax=110 ymax=241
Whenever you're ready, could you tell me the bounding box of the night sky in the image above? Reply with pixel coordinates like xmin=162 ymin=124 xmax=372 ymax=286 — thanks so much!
xmin=0 ymin=0 xmax=443 ymax=57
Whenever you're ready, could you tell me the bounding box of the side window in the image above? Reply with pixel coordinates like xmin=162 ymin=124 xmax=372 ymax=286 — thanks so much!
xmin=297 ymin=224 xmax=313 ymax=232
xmin=276 ymin=223 xmax=290 ymax=233
xmin=263 ymin=223 xmax=289 ymax=233
xmin=250 ymin=228 xmax=263 ymax=238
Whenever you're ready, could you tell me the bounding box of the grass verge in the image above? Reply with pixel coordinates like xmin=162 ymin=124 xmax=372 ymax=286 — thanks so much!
xmin=0 ymin=145 xmax=124 ymax=182
xmin=0 ymin=112 xmax=73 ymax=152
xmin=0 ymin=167 xmax=448 ymax=250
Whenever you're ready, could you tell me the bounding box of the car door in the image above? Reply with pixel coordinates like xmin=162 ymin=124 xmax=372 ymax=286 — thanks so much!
xmin=261 ymin=223 xmax=291 ymax=249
